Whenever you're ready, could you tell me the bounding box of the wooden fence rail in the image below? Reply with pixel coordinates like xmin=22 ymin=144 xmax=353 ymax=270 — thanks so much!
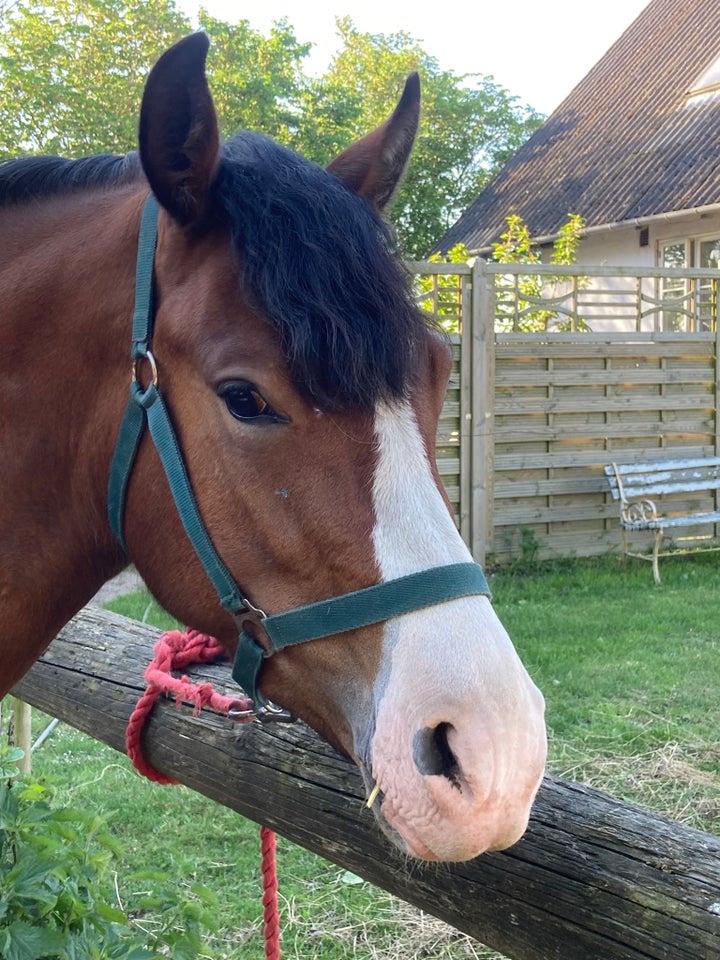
xmin=11 ymin=607 xmax=720 ymax=960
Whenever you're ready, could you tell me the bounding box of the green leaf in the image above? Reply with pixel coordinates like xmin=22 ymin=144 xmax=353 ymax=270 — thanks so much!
xmin=166 ymin=931 xmax=202 ymax=960
xmin=93 ymin=900 xmax=129 ymax=924
xmin=188 ymin=880 xmax=219 ymax=907
xmin=119 ymin=948 xmax=159 ymax=960
xmin=3 ymin=919 xmax=66 ymax=960
xmin=7 ymin=849 xmax=55 ymax=894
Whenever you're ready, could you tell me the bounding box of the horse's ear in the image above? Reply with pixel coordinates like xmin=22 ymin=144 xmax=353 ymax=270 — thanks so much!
xmin=139 ymin=33 xmax=219 ymax=226
xmin=326 ymin=73 xmax=420 ymax=213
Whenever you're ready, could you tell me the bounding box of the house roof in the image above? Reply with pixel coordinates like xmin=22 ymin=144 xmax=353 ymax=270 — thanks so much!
xmin=435 ymin=0 xmax=720 ymax=255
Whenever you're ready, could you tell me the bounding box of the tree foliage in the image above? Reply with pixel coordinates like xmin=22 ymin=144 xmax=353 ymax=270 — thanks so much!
xmin=297 ymin=19 xmax=542 ymax=255
xmin=492 ymin=213 xmax=589 ymax=331
xmin=417 ymin=214 xmax=588 ymax=334
xmin=196 ymin=11 xmax=310 ymax=143
xmin=0 ymin=2 xmax=543 ymax=256
xmin=0 ymin=0 xmax=190 ymax=154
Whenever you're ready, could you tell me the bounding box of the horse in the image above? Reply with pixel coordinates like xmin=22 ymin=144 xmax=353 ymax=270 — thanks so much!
xmin=0 ymin=33 xmax=546 ymax=862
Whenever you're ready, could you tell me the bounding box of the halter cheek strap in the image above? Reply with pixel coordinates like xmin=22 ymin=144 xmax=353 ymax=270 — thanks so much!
xmin=108 ymin=195 xmax=491 ymax=714
xmin=108 ymin=194 xmax=249 ymax=615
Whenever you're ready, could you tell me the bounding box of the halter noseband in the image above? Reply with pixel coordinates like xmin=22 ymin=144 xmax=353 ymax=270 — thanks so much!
xmin=107 ymin=195 xmax=491 ymax=718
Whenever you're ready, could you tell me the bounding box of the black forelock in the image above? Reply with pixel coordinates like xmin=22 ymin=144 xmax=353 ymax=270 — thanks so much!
xmin=213 ymin=132 xmax=427 ymax=412
xmin=0 ymin=138 xmax=429 ymax=412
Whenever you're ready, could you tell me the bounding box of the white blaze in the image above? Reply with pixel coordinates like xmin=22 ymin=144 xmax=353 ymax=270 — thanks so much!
xmin=372 ymin=401 xmax=470 ymax=576
xmin=369 ymin=401 xmax=546 ymax=861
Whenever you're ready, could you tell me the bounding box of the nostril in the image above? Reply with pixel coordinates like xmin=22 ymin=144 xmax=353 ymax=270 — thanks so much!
xmin=412 ymin=723 xmax=461 ymax=786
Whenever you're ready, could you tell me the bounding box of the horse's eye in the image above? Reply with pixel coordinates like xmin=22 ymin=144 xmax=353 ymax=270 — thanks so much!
xmin=219 ymin=383 xmax=283 ymax=423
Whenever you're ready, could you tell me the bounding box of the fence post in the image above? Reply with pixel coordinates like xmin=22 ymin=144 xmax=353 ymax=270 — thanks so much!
xmin=458 ymin=271 xmax=473 ymax=546
xmin=470 ymin=259 xmax=495 ymax=563
xmin=8 ymin=697 xmax=32 ymax=775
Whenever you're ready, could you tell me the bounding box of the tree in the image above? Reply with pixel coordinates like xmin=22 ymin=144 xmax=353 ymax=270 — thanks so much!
xmin=297 ymin=18 xmax=542 ymax=257
xmin=195 ymin=12 xmax=310 ymax=144
xmin=0 ymin=6 xmax=542 ymax=258
xmin=0 ymin=0 xmax=191 ymax=155
xmin=0 ymin=0 xmax=313 ymax=156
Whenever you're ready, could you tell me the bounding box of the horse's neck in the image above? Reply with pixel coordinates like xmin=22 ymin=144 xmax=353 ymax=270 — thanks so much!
xmin=0 ymin=189 xmax=143 ymax=668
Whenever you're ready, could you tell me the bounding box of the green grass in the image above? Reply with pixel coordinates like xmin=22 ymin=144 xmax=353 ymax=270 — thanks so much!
xmin=491 ymin=553 xmax=720 ymax=829
xmin=10 ymin=552 xmax=720 ymax=958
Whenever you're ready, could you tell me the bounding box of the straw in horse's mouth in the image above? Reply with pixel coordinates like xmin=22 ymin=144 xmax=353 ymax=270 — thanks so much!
xmin=366 ymin=783 xmax=381 ymax=809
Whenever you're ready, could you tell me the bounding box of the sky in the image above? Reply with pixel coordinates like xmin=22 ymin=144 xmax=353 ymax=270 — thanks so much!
xmin=177 ymin=0 xmax=652 ymax=116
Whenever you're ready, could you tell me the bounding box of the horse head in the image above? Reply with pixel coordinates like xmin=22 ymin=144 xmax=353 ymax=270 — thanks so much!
xmin=2 ymin=32 xmax=546 ymax=862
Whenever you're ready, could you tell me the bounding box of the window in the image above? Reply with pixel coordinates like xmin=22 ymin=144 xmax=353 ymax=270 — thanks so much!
xmin=687 ymin=56 xmax=720 ymax=103
xmin=658 ymin=237 xmax=719 ymax=331
xmin=659 ymin=240 xmax=689 ymax=331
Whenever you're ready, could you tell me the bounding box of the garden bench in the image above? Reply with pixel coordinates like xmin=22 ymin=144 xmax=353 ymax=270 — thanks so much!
xmin=604 ymin=457 xmax=720 ymax=582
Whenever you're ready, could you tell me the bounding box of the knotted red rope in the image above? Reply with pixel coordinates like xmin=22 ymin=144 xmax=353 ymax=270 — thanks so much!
xmin=125 ymin=628 xmax=281 ymax=958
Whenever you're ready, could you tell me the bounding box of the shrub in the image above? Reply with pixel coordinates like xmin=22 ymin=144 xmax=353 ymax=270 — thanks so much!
xmin=0 ymin=742 xmax=216 ymax=960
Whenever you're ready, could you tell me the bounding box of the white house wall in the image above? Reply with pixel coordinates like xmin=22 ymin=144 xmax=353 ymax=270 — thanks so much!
xmin=532 ymin=214 xmax=720 ymax=333
xmin=573 ymin=212 xmax=720 ymax=268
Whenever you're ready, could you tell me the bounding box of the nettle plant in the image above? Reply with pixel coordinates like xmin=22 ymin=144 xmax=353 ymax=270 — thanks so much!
xmin=0 ymin=741 xmax=216 ymax=960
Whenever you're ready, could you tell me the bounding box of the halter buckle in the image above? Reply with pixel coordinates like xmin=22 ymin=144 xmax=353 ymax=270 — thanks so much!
xmin=232 ymin=597 xmax=267 ymax=631
xmin=227 ymin=702 xmax=259 ymax=721
xmin=227 ymin=698 xmax=295 ymax=724
xmin=238 ymin=597 xmax=267 ymax=624
xmin=253 ymin=700 xmax=295 ymax=723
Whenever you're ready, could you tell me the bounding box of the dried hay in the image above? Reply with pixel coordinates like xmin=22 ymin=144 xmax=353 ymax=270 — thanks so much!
xmin=553 ymin=739 xmax=720 ymax=830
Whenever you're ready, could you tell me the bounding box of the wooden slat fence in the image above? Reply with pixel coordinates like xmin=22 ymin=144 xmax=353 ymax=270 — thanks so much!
xmin=408 ymin=261 xmax=720 ymax=565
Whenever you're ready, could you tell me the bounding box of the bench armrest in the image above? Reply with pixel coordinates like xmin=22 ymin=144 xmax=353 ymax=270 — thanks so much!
xmin=621 ymin=498 xmax=658 ymax=526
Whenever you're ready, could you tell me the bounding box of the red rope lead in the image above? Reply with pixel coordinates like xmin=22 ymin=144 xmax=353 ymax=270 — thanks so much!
xmin=125 ymin=629 xmax=281 ymax=958
xmin=125 ymin=629 xmax=253 ymax=782
xmin=261 ymin=825 xmax=281 ymax=960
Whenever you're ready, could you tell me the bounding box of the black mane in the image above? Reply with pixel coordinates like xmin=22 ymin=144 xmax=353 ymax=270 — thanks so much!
xmin=0 ymin=138 xmax=427 ymax=411
xmin=0 ymin=153 xmax=142 ymax=204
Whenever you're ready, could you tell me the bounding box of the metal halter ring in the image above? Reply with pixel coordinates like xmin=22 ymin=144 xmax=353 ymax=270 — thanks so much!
xmin=131 ymin=349 xmax=159 ymax=388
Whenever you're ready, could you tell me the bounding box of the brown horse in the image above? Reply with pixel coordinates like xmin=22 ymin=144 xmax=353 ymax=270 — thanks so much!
xmin=0 ymin=33 xmax=546 ymax=862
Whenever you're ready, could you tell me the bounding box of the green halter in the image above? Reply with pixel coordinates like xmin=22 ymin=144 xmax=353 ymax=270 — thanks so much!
xmin=107 ymin=195 xmax=491 ymax=714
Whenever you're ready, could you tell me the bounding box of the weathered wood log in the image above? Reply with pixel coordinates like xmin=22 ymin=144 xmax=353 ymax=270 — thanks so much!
xmin=12 ymin=606 xmax=720 ymax=960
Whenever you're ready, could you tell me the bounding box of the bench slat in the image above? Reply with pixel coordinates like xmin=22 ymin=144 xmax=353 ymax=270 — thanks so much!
xmin=604 ymin=460 xmax=720 ymax=499
xmin=615 ymin=477 xmax=720 ymax=497
xmin=622 ymin=511 xmax=720 ymax=530
xmin=604 ymin=456 xmax=720 ymax=475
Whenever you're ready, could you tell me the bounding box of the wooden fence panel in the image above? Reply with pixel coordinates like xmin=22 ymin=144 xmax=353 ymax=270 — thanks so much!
xmin=492 ymin=332 xmax=717 ymax=563
xmin=409 ymin=262 xmax=720 ymax=565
